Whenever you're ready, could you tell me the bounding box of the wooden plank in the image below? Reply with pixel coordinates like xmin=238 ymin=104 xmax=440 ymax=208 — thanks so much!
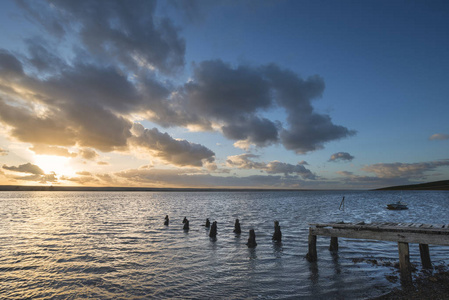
xmin=311 ymin=223 xmax=449 ymax=235
xmin=310 ymin=227 xmax=449 ymax=246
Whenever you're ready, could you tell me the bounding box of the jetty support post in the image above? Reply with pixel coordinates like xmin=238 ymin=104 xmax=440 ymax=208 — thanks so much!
xmin=419 ymin=243 xmax=432 ymax=269
xmin=329 ymin=237 xmax=338 ymax=252
xmin=307 ymin=231 xmax=317 ymax=262
xmin=398 ymin=242 xmax=412 ymax=284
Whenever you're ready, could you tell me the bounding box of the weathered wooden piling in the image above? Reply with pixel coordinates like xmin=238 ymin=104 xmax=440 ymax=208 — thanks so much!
xmin=182 ymin=217 xmax=187 ymax=224
xmin=419 ymin=243 xmax=432 ymax=269
xmin=205 ymin=218 xmax=210 ymax=228
xmin=272 ymin=220 xmax=282 ymax=242
xmin=234 ymin=219 xmax=241 ymax=234
xmin=329 ymin=237 xmax=338 ymax=251
xmin=246 ymin=229 xmax=257 ymax=248
xmin=398 ymin=242 xmax=412 ymax=283
xmin=183 ymin=219 xmax=189 ymax=231
xmin=209 ymin=221 xmax=217 ymax=238
xmin=306 ymin=231 xmax=317 ymax=262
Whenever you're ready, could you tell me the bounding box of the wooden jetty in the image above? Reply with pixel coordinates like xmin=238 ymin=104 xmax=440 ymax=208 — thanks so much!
xmin=307 ymin=222 xmax=449 ymax=283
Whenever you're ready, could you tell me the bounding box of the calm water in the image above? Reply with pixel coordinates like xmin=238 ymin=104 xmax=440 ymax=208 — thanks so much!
xmin=1 ymin=190 xmax=448 ymax=299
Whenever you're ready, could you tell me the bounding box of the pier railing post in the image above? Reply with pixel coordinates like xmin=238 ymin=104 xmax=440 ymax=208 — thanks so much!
xmin=398 ymin=242 xmax=412 ymax=284
xmin=419 ymin=243 xmax=432 ymax=269
xmin=306 ymin=232 xmax=317 ymax=262
xmin=329 ymin=236 xmax=338 ymax=252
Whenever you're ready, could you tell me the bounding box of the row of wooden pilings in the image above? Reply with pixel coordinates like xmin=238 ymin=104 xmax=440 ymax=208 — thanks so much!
xmin=164 ymin=215 xmax=282 ymax=248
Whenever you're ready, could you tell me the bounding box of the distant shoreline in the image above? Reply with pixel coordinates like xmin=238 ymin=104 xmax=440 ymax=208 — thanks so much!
xmin=0 ymin=185 xmax=337 ymax=192
xmin=0 ymin=179 xmax=448 ymax=192
xmin=375 ymin=180 xmax=449 ymax=191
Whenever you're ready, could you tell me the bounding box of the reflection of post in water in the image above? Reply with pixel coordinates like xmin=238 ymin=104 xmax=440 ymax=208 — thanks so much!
xmin=308 ymin=260 xmax=319 ymax=284
xmin=339 ymin=196 xmax=345 ymax=211
xmin=331 ymin=251 xmax=341 ymax=275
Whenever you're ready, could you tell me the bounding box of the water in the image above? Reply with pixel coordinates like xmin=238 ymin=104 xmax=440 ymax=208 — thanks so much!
xmin=0 ymin=190 xmax=448 ymax=299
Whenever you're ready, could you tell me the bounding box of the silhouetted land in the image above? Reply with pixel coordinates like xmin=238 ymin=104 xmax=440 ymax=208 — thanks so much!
xmin=0 ymin=185 xmax=317 ymax=192
xmin=0 ymin=180 xmax=447 ymax=192
xmin=376 ymin=180 xmax=449 ymax=191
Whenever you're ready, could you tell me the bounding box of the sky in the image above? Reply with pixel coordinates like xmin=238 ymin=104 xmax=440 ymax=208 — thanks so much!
xmin=0 ymin=0 xmax=448 ymax=189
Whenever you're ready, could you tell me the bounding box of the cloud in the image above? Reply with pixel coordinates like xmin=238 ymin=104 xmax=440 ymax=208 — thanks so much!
xmin=11 ymin=173 xmax=58 ymax=183
xmin=0 ymin=147 xmax=8 ymax=156
xmin=97 ymin=161 xmax=109 ymax=166
xmin=79 ymin=149 xmax=99 ymax=160
xmin=171 ymin=60 xmax=355 ymax=153
xmin=226 ymin=154 xmax=316 ymax=179
xmin=76 ymin=171 xmax=92 ymax=176
xmin=30 ymin=145 xmax=77 ymax=157
xmin=115 ymin=167 xmax=305 ymax=188
xmin=3 ymin=162 xmax=45 ymax=175
xmin=429 ymin=133 xmax=449 ymax=141
xmin=17 ymin=0 xmax=186 ymax=74
xmin=129 ymin=123 xmax=215 ymax=167
xmin=0 ymin=0 xmax=355 ymax=177
xmin=328 ymin=152 xmax=354 ymax=162
xmin=2 ymin=162 xmax=59 ymax=183
xmin=265 ymin=161 xmax=316 ymax=179
xmin=362 ymin=160 xmax=449 ymax=179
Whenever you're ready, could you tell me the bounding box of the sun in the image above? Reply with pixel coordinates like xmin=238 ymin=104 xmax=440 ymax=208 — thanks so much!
xmin=34 ymin=155 xmax=75 ymax=176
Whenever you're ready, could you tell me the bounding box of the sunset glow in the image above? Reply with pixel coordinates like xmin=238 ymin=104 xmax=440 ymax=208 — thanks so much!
xmin=0 ymin=1 xmax=448 ymax=189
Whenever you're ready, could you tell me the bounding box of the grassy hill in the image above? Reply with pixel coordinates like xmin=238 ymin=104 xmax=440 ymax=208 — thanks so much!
xmin=376 ymin=180 xmax=449 ymax=191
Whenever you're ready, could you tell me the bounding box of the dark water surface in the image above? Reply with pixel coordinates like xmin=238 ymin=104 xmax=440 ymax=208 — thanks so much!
xmin=1 ymin=190 xmax=448 ymax=299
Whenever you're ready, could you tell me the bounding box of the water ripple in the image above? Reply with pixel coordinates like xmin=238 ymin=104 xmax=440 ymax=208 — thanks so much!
xmin=0 ymin=190 xmax=448 ymax=299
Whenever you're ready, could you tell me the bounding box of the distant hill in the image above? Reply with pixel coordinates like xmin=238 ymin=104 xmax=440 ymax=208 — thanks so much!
xmin=0 ymin=185 xmax=307 ymax=192
xmin=376 ymin=180 xmax=449 ymax=191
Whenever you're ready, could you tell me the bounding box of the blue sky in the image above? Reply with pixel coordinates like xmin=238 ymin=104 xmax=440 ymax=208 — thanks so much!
xmin=0 ymin=0 xmax=448 ymax=189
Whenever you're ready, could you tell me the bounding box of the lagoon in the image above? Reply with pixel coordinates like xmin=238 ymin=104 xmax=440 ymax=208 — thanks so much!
xmin=1 ymin=190 xmax=448 ymax=299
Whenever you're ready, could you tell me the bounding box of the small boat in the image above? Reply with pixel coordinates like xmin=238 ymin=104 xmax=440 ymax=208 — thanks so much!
xmin=387 ymin=201 xmax=408 ymax=210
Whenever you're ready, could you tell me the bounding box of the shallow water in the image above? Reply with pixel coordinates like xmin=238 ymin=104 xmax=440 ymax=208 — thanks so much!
xmin=0 ymin=190 xmax=448 ymax=299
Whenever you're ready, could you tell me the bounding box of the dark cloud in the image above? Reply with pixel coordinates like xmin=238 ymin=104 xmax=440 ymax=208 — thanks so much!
xmin=30 ymin=145 xmax=77 ymax=157
xmin=171 ymin=60 xmax=354 ymax=152
xmin=129 ymin=124 xmax=215 ymax=167
xmin=2 ymin=162 xmax=59 ymax=183
xmin=328 ymin=152 xmax=354 ymax=162
xmin=429 ymin=133 xmax=449 ymax=141
xmin=18 ymin=0 xmax=185 ymax=74
xmin=12 ymin=173 xmax=58 ymax=183
xmin=265 ymin=161 xmax=316 ymax=179
xmin=3 ymin=162 xmax=45 ymax=175
xmin=0 ymin=50 xmax=24 ymax=78
xmin=25 ymin=38 xmax=66 ymax=73
xmin=79 ymin=149 xmax=99 ymax=160
xmin=0 ymin=1 xmax=355 ymax=174
xmin=226 ymin=154 xmax=316 ymax=179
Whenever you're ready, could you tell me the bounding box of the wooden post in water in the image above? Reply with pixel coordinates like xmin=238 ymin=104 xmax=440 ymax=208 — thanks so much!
xmin=329 ymin=237 xmax=338 ymax=252
xmin=398 ymin=242 xmax=412 ymax=283
xmin=419 ymin=243 xmax=432 ymax=269
xmin=306 ymin=233 xmax=317 ymax=262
